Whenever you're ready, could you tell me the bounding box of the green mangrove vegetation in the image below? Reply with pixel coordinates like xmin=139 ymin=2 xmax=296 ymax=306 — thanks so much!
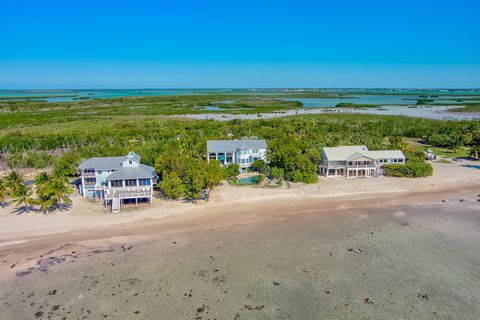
xmin=0 ymin=94 xmax=478 ymax=201
xmin=335 ymin=102 xmax=379 ymax=109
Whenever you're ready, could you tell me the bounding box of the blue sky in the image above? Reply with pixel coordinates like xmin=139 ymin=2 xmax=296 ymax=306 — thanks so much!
xmin=1 ymin=0 xmax=479 ymax=88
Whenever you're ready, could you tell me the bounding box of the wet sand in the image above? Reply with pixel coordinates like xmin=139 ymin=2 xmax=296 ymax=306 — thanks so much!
xmin=0 ymin=163 xmax=479 ymax=319
xmin=177 ymin=105 xmax=480 ymax=121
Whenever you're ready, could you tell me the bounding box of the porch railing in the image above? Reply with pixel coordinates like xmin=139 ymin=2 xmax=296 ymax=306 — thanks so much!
xmin=103 ymin=187 xmax=152 ymax=200
xmin=81 ymin=172 xmax=96 ymax=178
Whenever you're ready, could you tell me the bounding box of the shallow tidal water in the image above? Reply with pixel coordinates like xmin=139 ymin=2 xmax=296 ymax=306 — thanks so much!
xmin=1 ymin=199 xmax=479 ymax=319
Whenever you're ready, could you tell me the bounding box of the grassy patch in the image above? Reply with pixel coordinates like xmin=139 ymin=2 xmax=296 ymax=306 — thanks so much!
xmin=423 ymin=146 xmax=469 ymax=158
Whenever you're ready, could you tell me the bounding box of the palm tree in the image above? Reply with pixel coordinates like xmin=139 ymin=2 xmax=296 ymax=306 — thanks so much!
xmin=12 ymin=184 xmax=36 ymax=213
xmin=47 ymin=178 xmax=73 ymax=211
xmin=0 ymin=178 xmax=8 ymax=207
xmin=33 ymin=172 xmax=50 ymax=196
xmin=4 ymin=171 xmax=24 ymax=194
xmin=35 ymin=194 xmax=54 ymax=214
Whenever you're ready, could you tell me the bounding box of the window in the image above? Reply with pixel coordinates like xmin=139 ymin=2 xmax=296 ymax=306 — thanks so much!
xmin=98 ymin=170 xmax=103 ymax=174
xmin=111 ymin=180 xmax=123 ymax=187
xmin=139 ymin=179 xmax=151 ymax=186
xmin=129 ymin=160 xmax=133 ymax=165
xmin=125 ymin=179 xmax=137 ymax=187
xmin=84 ymin=178 xmax=96 ymax=186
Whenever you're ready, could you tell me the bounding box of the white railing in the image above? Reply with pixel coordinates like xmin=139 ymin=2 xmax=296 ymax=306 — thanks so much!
xmin=81 ymin=172 xmax=96 ymax=178
xmin=347 ymin=164 xmax=376 ymax=168
xmin=105 ymin=190 xmax=152 ymax=200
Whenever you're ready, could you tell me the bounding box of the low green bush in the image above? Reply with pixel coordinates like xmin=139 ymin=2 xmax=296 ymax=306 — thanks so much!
xmin=383 ymin=161 xmax=433 ymax=178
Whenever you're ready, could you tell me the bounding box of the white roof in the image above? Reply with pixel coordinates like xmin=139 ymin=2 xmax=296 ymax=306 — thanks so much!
xmin=322 ymin=146 xmax=369 ymax=161
xmin=322 ymin=146 xmax=405 ymax=161
xmin=207 ymin=139 xmax=267 ymax=153
xmin=367 ymin=150 xmax=406 ymax=159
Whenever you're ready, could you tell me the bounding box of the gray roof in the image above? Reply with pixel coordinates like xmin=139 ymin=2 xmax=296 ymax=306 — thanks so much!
xmin=105 ymin=165 xmax=155 ymax=181
xmin=78 ymin=152 xmax=141 ymax=170
xmin=207 ymin=139 xmax=267 ymax=153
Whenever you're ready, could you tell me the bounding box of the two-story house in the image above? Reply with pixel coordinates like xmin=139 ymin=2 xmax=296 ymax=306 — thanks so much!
xmin=207 ymin=139 xmax=267 ymax=173
xmin=78 ymin=152 xmax=156 ymax=213
xmin=320 ymin=146 xmax=405 ymax=178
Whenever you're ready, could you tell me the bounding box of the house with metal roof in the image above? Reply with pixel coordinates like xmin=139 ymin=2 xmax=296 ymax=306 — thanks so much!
xmin=320 ymin=146 xmax=405 ymax=178
xmin=207 ymin=139 xmax=267 ymax=173
xmin=78 ymin=152 xmax=156 ymax=213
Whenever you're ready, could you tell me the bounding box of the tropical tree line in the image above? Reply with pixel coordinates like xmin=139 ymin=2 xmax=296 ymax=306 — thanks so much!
xmin=155 ymin=143 xmax=225 ymax=201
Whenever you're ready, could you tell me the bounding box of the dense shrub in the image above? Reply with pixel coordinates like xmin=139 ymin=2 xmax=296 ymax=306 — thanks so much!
xmin=224 ymin=163 xmax=240 ymax=178
xmin=469 ymin=130 xmax=480 ymax=160
xmin=383 ymin=161 xmax=433 ymax=178
xmin=7 ymin=151 xmax=55 ymax=169
xmin=249 ymin=160 xmax=268 ymax=174
xmin=53 ymin=152 xmax=81 ymax=177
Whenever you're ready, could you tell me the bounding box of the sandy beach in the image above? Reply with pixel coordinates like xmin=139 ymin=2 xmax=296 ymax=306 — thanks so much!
xmin=0 ymin=161 xmax=479 ymax=319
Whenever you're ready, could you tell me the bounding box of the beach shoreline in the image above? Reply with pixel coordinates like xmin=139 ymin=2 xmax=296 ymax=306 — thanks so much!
xmin=0 ymin=161 xmax=478 ymax=278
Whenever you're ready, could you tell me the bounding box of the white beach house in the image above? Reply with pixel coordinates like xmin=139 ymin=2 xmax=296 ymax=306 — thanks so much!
xmin=207 ymin=139 xmax=267 ymax=173
xmin=78 ymin=152 xmax=156 ymax=213
xmin=320 ymin=145 xmax=405 ymax=178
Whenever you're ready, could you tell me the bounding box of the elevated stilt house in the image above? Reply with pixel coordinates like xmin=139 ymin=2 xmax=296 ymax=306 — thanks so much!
xmin=320 ymin=146 xmax=405 ymax=178
xmin=78 ymin=152 xmax=156 ymax=213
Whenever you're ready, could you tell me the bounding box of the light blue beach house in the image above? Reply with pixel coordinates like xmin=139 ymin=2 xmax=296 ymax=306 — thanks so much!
xmin=78 ymin=152 xmax=156 ymax=212
xmin=207 ymin=139 xmax=267 ymax=173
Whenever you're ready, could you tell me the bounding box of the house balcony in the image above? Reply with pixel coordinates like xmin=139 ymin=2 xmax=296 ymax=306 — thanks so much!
xmin=83 ymin=182 xmax=96 ymax=187
xmin=324 ymin=164 xmax=347 ymax=169
xmin=81 ymin=172 xmax=96 ymax=178
xmin=104 ymin=186 xmax=153 ymax=200
xmin=346 ymin=164 xmax=376 ymax=169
